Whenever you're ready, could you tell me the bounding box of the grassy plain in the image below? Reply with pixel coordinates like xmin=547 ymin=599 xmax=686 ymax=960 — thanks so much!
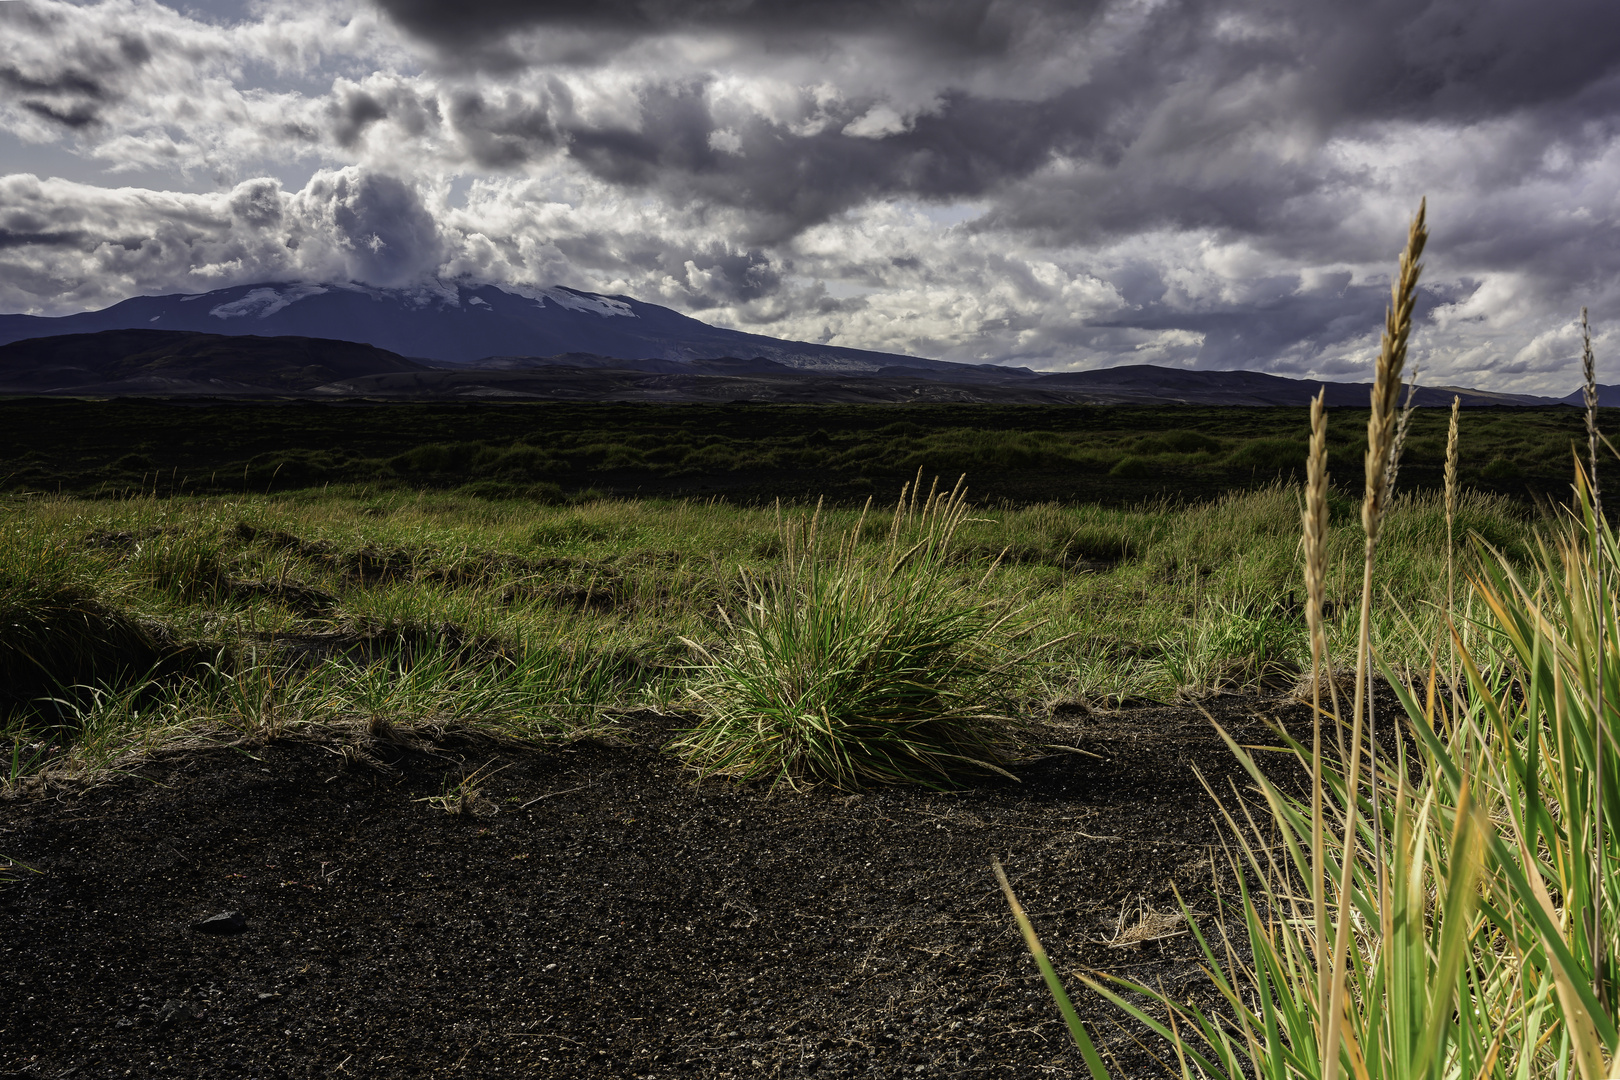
xmin=1 ymin=469 xmax=1533 ymax=783
xmin=0 ymin=398 xmax=1605 ymax=506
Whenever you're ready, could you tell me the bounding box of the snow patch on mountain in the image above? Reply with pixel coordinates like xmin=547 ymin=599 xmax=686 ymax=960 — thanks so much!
xmin=535 ymin=288 xmax=634 ymax=318
xmin=210 ymin=284 xmax=331 ymax=320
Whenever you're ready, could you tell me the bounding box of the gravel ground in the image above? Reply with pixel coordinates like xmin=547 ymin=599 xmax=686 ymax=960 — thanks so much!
xmin=1 ymin=695 xmax=1322 ymax=1079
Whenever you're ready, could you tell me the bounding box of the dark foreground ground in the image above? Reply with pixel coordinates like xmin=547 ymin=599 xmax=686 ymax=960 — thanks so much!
xmin=0 ymin=697 xmax=1327 ymax=1079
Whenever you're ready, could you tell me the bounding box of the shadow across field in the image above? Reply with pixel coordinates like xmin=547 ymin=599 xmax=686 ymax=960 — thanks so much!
xmin=2 ymin=398 xmax=1609 ymax=507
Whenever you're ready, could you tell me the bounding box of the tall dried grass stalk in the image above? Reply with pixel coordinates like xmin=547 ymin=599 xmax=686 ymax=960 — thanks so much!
xmin=1582 ymin=307 xmax=1607 ymax=991
xmin=1301 ymin=388 xmax=1332 ymax=1022
xmin=1328 ymin=196 xmax=1427 ymax=1080
xmin=1445 ymin=394 xmax=1460 ymax=717
xmin=1385 ymin=359 xmax=1421 ymax=496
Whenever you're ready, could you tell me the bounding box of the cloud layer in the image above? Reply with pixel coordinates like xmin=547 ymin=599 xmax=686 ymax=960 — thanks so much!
xmin=1 ymin=0 xmax=1618 ymax=392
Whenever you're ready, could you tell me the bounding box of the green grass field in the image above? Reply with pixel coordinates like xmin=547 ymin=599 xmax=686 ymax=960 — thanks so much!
xmin=0 ymin=468 xmax=1533 ymax=784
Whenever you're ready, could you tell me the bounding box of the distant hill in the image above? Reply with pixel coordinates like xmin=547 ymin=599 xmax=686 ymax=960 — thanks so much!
xmin=0 ymin=329 xmax=429 ymax=395
xmin=0 ymin=324 xmax=1590 ymax=407
xmin=0 ymin=281 xmax=1008 ymax=376
xmin=307 ymin=356 xmax=1574 ymax=406
xmin=1026 ymin=365 xmax=1563 ymax=408
xmin=1561 ymin=385 xmax=1620 ymax=408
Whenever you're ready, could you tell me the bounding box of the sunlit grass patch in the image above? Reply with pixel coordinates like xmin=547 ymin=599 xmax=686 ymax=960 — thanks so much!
xmin=0 ymin=435 xmax=1539 ymax=790
xmin=671 ymin=479 xmax=1058 ymax=790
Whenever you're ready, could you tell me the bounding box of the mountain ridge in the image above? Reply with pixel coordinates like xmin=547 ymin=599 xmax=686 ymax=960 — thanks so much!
xmin=0 ymin=281 xmax=1607 ymax=404
xmin=0 ymin=329 xmax=429 ymax=396
xmin=0 ymin=281 xmax=1000 ymax=376
xmin=0 ymin=326 xmax=1593 ymax=407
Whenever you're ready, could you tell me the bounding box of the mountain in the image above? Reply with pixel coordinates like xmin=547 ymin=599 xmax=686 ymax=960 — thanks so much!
xmin=0 ymin=328 xmax=1585 ymax=406
xmin=1561 ymin=385 xmax=1620 ymax=408
xmin=309 ymin=356 xmax=1575 ymax=406
xmin=1027 ymin=365 xmax=1563 ymax=408
xmin=0 ymin=329 xmax=429 ymax=395
xmin=0 ymin=281 xmax=1020 ymax=377
xmin=0 ymin=281 xmax=1595 ymax=405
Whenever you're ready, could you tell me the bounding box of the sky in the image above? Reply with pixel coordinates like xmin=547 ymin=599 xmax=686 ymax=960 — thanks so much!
xmin=1 ymin=0 xmax=1618 ymax=394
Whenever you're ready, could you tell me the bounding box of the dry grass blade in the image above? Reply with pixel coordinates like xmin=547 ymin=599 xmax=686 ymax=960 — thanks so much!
xmin=1104 ymin=897 xmax=1187 ymax=948
xmin=413 ymin=758 xmax=508 ymax=815
xmin=1582 ymin=307 xmax=1608 ymax=994
xmin=1386 ymin=359 xmax=1422 ymax=497
xmin=1301 ymin=388 xmax=1334 ymax=1010
xmin=1329 ymin=195 xmax=1427 ymax=1080
xmin=1363 ymin=198 xmax=1428 ymax=544
xmin=992 ymin=859 xmax=1114 ymax=1078
xmin=1364 ymin=199 xmax=1428 ymax=874
xmin=0 ymin=852 xmax=42 ymax=887
xmin=1445 ymin=394 xmax=1461 ymax=718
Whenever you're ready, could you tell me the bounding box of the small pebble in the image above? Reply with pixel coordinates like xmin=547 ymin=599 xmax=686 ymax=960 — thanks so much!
xmin=194 ymin=910 xmax=248 ymax=935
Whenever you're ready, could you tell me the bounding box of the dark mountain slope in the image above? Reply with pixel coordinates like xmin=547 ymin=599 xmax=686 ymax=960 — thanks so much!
xmin=0 ymin=282 xmax=1011 ymax=376
xmin=1561 ymin=384 xmax=1620 ymax=407
xmin=1031 ymin=364 xmax=1560 ymax=407
xmin=0 ymin=329 xmax=430 ymax=395
xmin=0 ymin=328 xmax=1582 ymax=407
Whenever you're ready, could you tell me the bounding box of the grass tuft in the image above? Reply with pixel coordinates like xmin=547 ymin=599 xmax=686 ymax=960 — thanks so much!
xmin=671 ymin=478 xmax=1051 ymax=790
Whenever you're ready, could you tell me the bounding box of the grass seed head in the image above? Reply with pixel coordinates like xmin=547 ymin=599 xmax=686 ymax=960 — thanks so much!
xmin=1363 ymin=198 xmax=1428 ymax=544
xmin=1583 ymin=307 xmax=1599 ymax=420
xmin=1445 ymin=395 xmax=1460 ymax=525
xmin=1302 ymin=390 xmax=1330 ymax=660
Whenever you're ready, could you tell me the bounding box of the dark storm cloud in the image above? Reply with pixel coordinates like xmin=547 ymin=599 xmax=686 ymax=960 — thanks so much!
xmin=1 ymin=63 xmax=108 ymax=129
xmin=372 ymin=0 xmax=1064 ymax=55
xmin=19 ymin=101 xmax=101 ymax=129
xmin=447 ymin=88 xmax=561 ymax=167
xmin=500 ymin=82 xmax=1103 ymax=245
xmin=369 ymin=0 xmax=1620 ymax=247
xmin=675 ymin=243 xmax=783 ymax=307
xmin=314 ymin=170 xmax=444 ymax=287
xmin=327 ymin=81 xmax=441 ymax=150
xmin=1292 ymin=0 xmax=1620 ymax=125
xmin=0 ymin=5 xmax=155 ymax=133
xmin=229 ymin=178 xmax=284 ymax=229
xmin=1068 ymin=278 xmax=1474 ymax=375
xmin=0 ymin=228 xmax=90 ymax=250
xmin=330 ymin=90 xmax=389 ymax=148
xmin=0 ymin=65 xmax=107 ymax=101
xmin=1112 ymin=285 xmax=1400 ymax=371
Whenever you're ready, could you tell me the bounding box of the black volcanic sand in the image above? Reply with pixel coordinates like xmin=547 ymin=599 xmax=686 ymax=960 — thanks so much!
xmin=0 ymin=698 xmax=1330 ymax=1079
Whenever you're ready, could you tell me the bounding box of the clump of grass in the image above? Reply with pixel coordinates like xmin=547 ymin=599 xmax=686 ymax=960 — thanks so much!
xmin=671 ymin=476 xmax=1051 ymax=790
xmin=1000 ymin=203 xmax=1620 ymax=1080
xmin=0 ymin=524 xmax=180 ymax=723
xmin=414 ymin=759 xmax=508 ymax=816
